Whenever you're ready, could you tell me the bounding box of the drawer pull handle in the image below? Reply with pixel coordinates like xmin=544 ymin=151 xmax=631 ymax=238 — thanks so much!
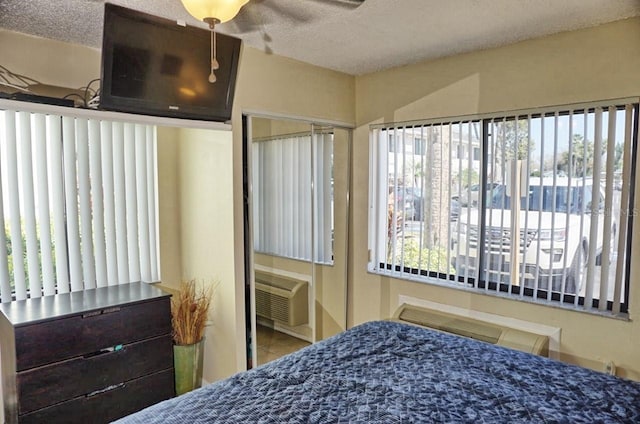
xmin=103 ymin=306 xmax=121 ymax=314
xmin=83 ymin=344 xmax=125 ymax=359
xmin=86 ymin=383 xmax=125 ymax=398
xmin=82 ymin=307 xmax=121 ymax=318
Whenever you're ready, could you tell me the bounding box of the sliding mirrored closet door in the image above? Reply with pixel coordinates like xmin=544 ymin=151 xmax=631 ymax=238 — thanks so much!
xmin=246 ymin=115 xmax=351 ymax=368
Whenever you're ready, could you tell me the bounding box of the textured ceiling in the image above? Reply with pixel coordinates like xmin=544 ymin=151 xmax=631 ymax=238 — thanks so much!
xmin=1 ymin=0 xmax=639 ymax=75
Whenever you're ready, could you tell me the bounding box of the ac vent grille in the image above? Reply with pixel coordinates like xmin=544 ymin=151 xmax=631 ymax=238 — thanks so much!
xmin=255 ymin=271 xmax=308 ymax=327
xmin=256 ymin=290 xmax=289 ymax=324
xmin=392 ymin=303 xmax=549 ymax=356
xmin=398 ymin=307 xmax=502 ymax=344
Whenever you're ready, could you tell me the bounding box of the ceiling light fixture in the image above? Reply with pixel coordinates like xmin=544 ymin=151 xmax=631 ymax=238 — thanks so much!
xmin=180 ymin=0 xmax=249 ymax=83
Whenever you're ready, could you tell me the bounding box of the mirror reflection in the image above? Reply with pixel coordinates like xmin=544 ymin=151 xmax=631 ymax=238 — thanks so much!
xmin=249 ymin=116 xmax=350 ymax=366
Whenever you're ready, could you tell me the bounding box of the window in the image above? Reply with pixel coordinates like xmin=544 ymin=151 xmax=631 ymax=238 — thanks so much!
xmin=252 ymin=132 xmax=334 ymax=264
xmin=414 ymin=137 xmax=426 ymax=155
xmin=388 ymin=134 xmax=399 ymax=153
xmin=369 ymin=101 xmax=637 ymax=315
xmin=0 ymin=107 xmax=160 ymax=302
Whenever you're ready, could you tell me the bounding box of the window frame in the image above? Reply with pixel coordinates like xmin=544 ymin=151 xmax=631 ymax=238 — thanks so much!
xmin=368 ymin=99 xmax=638 ymax=316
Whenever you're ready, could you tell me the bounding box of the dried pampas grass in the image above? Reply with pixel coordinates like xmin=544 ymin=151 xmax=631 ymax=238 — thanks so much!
xmin=171 ymin=280 xmax=213 ymax=346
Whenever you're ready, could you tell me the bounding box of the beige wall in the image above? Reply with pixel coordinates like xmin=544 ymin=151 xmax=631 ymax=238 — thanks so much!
xmin=1 ymin=28 xmax=355 ymax=382
xmin=351 ymin=17 xmax=640 ymax=379
xmin=157 ymin=127 xmax=182 ymax=288
xmin=174 ymin=128 xmax=237 ymax=383
xmin=0 ymin=30 xmax=101 ymax=93
xmin=156 ymin=126 xmax=237 ymax=383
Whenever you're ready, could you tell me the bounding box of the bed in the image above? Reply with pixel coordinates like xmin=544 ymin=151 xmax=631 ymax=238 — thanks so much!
xmin=114 ymin=320 xmax=640 ymax=423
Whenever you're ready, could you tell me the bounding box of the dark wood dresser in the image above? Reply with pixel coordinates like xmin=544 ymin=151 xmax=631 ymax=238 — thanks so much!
xmin=0 ymin=282 xmax=175 ymax=424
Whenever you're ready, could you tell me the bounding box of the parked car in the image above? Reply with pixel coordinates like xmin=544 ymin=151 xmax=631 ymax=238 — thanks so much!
xmin=450 ymin=197 xmax=461 ymax=222
xmin=451 ymin=178 xmax=615 ymax=294
xmin=396 ymin=187 xmax=423 ymax=220
xmin=459 ymin=182 xmax=500 ymax=207
xmin=388 ymin=187 xmax=414 ymax=223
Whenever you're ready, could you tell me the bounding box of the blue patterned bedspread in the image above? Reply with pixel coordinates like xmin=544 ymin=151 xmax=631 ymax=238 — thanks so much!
xmin=115 ymin=320 xmax=640 ymax=423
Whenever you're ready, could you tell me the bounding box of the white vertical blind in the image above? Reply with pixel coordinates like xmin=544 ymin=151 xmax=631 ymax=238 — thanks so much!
xmin=125 ymin=124 xmax=141 ymax=283
xmin=18 ymin=112 xmax=41 ymax=298
xmin=0 ymin=180 xmax=9 ymax=299
xmin=147 ymin=127 xmax=160 ymax=282
xmin=583 ymin=109 xmax=602 ymax=306
xmin=89 ymin=119 xmax=108 ymax=287
xmin=599 ymin=107 xmax=617 ymax=310
xmin=76 ymin=118 xmax=96 ymax=290
xmin=34 ymin=114 xmax=55 ymax=296
xmin=314 ymin=132 xmax=333 ymax=263
xmin=252 ymin=132 xmax=334 ymax=263
xmin=48 ymin=114 xmax=70 ymax=294
xmin=370 ymin=121 xmax=481 ymax=279
xmin=136 ymin=126 xmax=151 ymax=283
xmin=300 ymin=139 xmax=312 ymax=259
xmin=0 ymin=107 xmax=160 ymax=302
xmin=275 ymin=140 xmax=284 ymax=255
xmin=0 ymin=113 xmax=11 ymax=300
xmin=612 ymin=106 xmax=635 ymax=314
xmin=369 ymin=100 xmax=637 ymax=315
xmin=101 ymin=120 xmax=118 ymax=285
xmin=4 ymin=111 xmax=27 ymax=300
xmin=113 ymin=122 xmax=130 ymax=284
xmin=63 ymin=116 xmax=83 ymax=291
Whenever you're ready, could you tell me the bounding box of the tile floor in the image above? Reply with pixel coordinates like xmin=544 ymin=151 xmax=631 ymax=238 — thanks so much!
xmin=256 ymin=324 xmax=311 ymax=365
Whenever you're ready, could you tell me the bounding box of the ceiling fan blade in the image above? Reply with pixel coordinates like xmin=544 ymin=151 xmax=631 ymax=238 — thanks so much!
xmin=224 ymin=0 xmax=365 ymax=35
xmin=259 ymin=1 xmax=314 ymax=23
xmin=225 ymin=0 xmax=316 ymax=34
xmin=306 ymin=0 xmax=365 ymax=9
xmin=224 ymin=17 xmax=256 ymax=34
xmin=223 ymin=0 xmax=265 ymax=33
xmin=226 ymin=13 xmax=258 ymax=32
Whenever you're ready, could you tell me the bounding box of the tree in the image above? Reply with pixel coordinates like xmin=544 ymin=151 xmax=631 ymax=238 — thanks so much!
xmin=4 ymin=222 xmax=56 ymax=294
xmin=457 ymin=168 xmax=479 ymax=190
xmin=394 ymin=238 xmax=454 ymax=274
xmin=556 ymin=134 xmax=604 ymax=177
xmin=411 ymin=159 xmax=424 ymax=187
xmin=614 ymin=142 xmax=624 ymax=172
xmin=421 ymin=126 xmax=450 ymax=249
xmin=495 ymin=120 xmax=534 ymax=161
xmin=491 ymin=120 xmax=535 ymax=180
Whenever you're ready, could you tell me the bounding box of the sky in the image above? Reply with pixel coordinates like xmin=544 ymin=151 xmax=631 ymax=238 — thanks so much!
xmin=527 ymin=108 xmax=629 ymax=171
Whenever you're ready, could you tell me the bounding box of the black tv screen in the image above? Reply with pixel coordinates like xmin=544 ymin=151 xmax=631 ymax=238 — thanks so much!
xmin=100 ymin=3 xmax=241 ymax=122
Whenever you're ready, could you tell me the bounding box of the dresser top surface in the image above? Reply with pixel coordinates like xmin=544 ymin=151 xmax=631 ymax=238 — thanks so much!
xmin=0 ymin=282 xmax=170 ymax=327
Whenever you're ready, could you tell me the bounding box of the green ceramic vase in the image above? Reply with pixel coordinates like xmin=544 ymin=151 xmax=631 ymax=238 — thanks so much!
xmin=173 ymin=339 xmax=205 ymax=396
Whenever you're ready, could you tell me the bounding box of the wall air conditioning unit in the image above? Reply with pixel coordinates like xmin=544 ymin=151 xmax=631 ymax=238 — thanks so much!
xmin=392 ymin=303 xmax=549 ymax=356
xmin=255 ymin=271 xmax=309 ymax=327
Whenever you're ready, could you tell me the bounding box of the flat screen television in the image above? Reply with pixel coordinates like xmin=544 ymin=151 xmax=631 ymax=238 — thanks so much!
xmin=100 ymin=3 xmax=241 ymax=122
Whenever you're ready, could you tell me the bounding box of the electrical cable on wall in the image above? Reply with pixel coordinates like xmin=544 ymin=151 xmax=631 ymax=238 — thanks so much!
xmin=1 ymin=65 xmax=101 ymax=109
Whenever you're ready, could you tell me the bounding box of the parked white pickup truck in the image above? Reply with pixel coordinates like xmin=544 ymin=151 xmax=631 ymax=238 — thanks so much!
xmin=451 ymin=177 xmax=615 ymax=295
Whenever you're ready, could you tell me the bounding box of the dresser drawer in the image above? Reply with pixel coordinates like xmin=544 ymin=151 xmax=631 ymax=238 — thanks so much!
xmin=15 ymin=298 xmax=171 ymax=371
xmin=18 ymin=368 xmax=175 ymax=424
xmin=17 ymin=334 xmax=174 ymax=414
